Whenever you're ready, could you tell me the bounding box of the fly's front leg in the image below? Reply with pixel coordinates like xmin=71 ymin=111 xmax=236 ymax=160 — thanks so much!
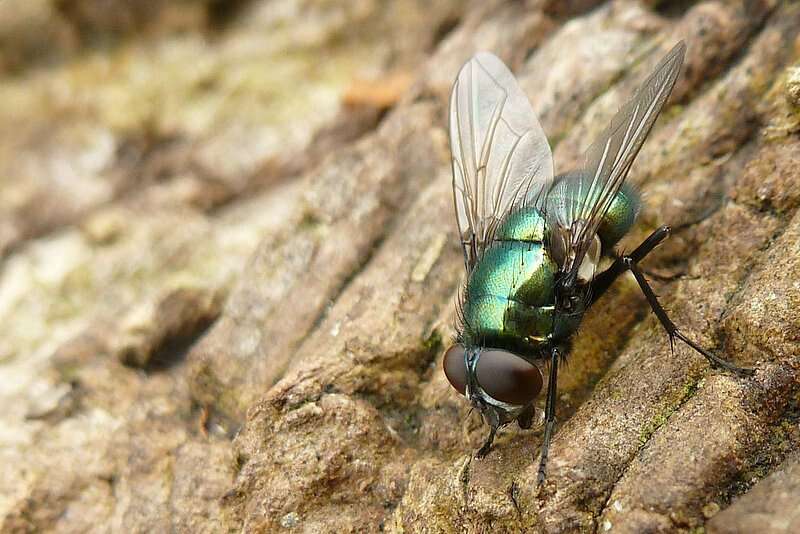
xmin=537 ymin=346 xmax=560 ymax=486
xmin=475 ymin=425 xmax=497 ymax=459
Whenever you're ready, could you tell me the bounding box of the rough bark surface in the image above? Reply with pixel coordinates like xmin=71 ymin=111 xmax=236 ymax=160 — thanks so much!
xmin=1 ymin=1 xmax=799 ymax=533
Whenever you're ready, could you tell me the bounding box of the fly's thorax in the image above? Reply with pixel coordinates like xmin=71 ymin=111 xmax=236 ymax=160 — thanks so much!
xmin=467 ymin=242 xmax=556 ymax=305
xmin=494 ymin=208 xmax=546 ymax=242
xmin=461 ymin=208 xmax=558 ymax=357
xmin=462 ymin=294 xmax=554 ymax=355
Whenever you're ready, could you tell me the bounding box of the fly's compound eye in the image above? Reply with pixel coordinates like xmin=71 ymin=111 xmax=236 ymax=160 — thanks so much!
xmin=476 ymin=350 xmax=543 ymax=405
xmin=443 ymin=344 xmax=467 ymax=396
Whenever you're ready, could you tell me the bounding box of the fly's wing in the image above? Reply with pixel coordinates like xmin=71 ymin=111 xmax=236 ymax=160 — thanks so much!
xmin=450 ymin=52 xmax=554 ymax=272
xmin=546 ymin=41 xmax=686 ymax=279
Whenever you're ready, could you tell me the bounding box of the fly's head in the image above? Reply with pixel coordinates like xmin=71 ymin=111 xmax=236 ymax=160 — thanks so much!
xmin=442 ymin=344 xmax=543 ymax=430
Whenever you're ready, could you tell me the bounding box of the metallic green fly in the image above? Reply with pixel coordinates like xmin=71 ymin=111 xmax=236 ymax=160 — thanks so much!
xmin=441 ymin=41 xmax=753 ymax=485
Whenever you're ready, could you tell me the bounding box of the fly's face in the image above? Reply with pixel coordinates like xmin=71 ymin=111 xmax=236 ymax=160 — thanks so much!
xmin=442 ymin=344 xmax=543 ymax=429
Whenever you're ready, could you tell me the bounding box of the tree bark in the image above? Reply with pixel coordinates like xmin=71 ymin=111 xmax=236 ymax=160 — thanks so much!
xmin=1 ymin=1 xmax=799 ymax=533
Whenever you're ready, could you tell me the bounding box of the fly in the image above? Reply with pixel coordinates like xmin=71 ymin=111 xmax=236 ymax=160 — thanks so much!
xmin=441 ymin=41 xmax=753 ymax=486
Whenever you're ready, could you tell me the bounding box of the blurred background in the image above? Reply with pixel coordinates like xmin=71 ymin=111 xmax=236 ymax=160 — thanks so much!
xmin=0 ymin=0 xmax=465 ymax=529
xmin=1 ymin=1 xmax=799 ymax=532
xmin=0 ymin=0 xmax=460 ymax=253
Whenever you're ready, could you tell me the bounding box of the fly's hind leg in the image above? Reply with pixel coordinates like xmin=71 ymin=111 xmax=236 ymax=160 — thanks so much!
xmin=591 ymin=225 xmax=672 ymax=299
xmin=623 ymin=257 xmax=753 ymax=376
xmin=593 ymin=225 xmax=753 ymax=376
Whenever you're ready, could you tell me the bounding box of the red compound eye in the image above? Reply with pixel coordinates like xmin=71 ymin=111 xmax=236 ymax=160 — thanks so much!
xmin=475 ymin=349 xmax=543 ymax=405
xmin=443 ymin=344 xmax=467 ymax=395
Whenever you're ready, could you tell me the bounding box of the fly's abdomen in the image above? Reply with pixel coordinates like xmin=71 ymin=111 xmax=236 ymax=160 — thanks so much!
xmin=551 ymin=171 xmax=641 ymax=251
xmin=598 ymin=182 xmax=640 ymax=250
xmin=462 ymin=208 xmax=557 ymax=357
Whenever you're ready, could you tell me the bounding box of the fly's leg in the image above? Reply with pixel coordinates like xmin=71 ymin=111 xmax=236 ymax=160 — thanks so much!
xmin=639 ymin=268 xmax=690 ymax=283
xmin=517 ymin=403 xmax=536 ymax=429
xmin=475 ymin=425 xmax=497 ymax=459
xmin=537 ymin=346 xmax=560 ymax=486
xmin=624 ymin=257 xmax=753 ymax=376
xmin=593 ymin=225 xmax=753 ymax=376
xmin=591 ymin=225 xmax=672 ymax=300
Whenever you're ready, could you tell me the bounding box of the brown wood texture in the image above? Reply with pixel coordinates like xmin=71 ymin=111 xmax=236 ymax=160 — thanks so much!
xmin=1 ymin=1 xmax=799 ymax=532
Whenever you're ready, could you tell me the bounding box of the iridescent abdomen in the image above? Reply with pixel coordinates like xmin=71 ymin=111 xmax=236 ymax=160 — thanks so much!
xmin=598 ymin=183 xmax=639 ymax=250
xmin=462 ymin=208 xmax=559 ymax=359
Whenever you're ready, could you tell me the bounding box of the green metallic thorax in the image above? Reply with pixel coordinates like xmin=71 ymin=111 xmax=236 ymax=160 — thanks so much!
xmin=461 ymin=208 xmax=561 ymax=359
xmin=461 ymin=183 xmax=639 ymax=360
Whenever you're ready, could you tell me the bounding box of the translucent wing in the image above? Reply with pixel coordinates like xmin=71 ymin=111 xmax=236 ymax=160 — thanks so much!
xmin=546 ymin=41 xmax=686 ymax=279
xmin=450 ymin=52 xmax=554 ymax=272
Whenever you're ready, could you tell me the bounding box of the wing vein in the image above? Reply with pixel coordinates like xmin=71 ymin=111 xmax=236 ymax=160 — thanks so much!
xmin=449 ymin=52 xmax=554 ymax=272
xmin=546 ymin=41 xmax=686 ymax=278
